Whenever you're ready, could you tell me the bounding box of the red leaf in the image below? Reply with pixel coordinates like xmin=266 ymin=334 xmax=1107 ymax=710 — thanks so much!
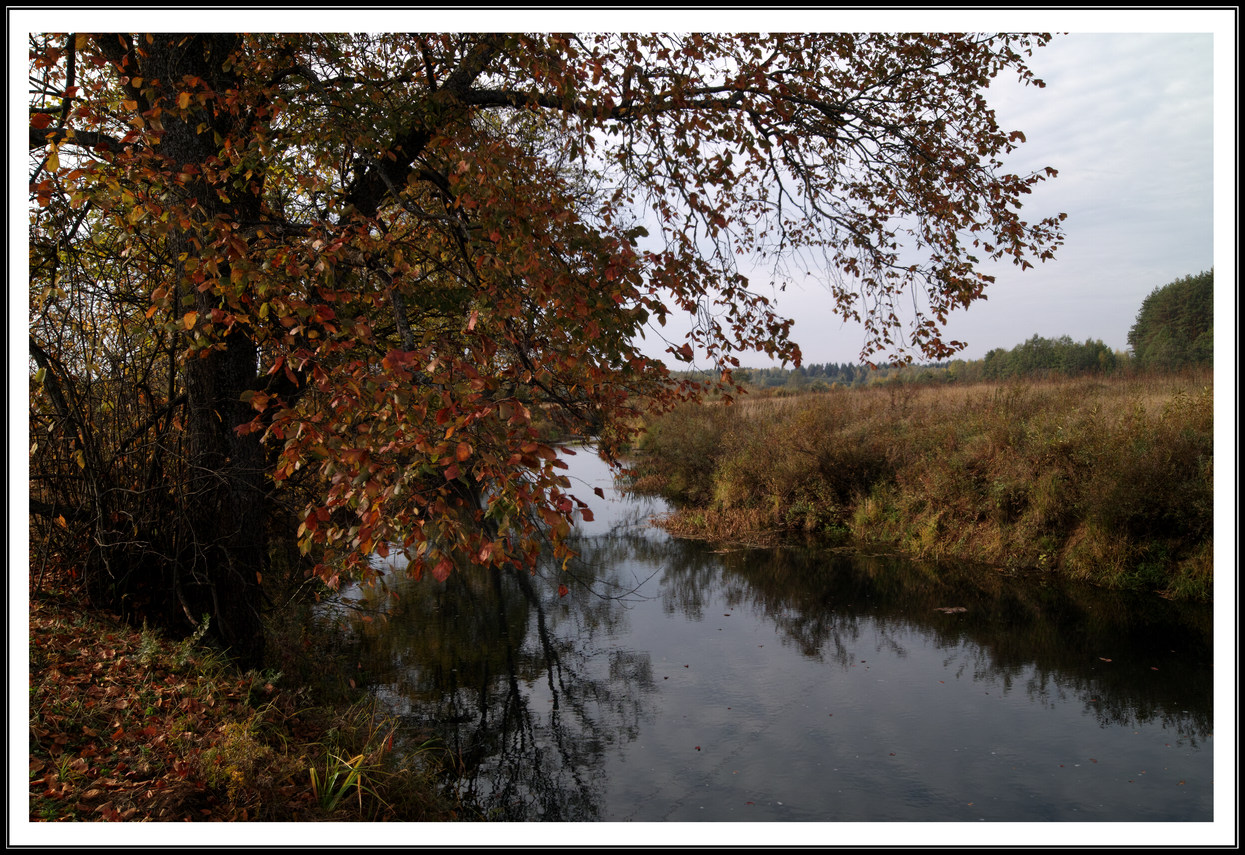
xmin=432 ymin=557 xmax=453 ymax=582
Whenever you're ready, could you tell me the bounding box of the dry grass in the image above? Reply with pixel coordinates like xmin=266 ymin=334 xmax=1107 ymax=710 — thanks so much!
xmin=633 ymin=373 xmax=1214 ymax=600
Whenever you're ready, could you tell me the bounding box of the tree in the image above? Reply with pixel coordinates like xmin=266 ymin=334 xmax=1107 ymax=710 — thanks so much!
xmin=28 ymin=33 xmax=1065 ymax=663
xmin=980 ymin=333 xmax=1118 ymax=380
xmin=1127 ymin=270 xmax=1214 ymax=370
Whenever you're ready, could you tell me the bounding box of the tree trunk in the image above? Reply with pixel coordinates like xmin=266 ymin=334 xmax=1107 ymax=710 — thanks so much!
xmin=143 ymin=34 xmax=268 ymax=666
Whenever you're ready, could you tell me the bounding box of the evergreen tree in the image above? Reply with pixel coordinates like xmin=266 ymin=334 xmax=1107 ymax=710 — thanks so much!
xmin=1128 ymin=271 xmax=1214 ymax=369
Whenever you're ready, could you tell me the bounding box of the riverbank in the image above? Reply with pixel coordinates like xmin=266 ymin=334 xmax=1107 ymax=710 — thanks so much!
xmin=28 ymin=577 xmax=458 ymax=822
xmin=631 ymin=374 xmax=1213 ymax=601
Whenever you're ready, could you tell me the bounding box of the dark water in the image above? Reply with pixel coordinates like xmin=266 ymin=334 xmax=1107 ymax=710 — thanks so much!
xmin=328 ymin=449 xmax=1214 ymax=825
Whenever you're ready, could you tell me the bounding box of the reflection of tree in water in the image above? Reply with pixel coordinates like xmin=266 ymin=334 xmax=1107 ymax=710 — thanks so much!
xmin=658 ymin=543 xmax=1213 ymax=740
xmin=334 ymin=531 xmax=663 ymax=821
xmin=326 ymin=504 xmax=1212 ymax=819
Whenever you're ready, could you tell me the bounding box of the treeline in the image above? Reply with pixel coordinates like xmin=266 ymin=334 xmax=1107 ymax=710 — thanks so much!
xmin=980 ymin=335 xmax=1119 ymax=380
xmin=734 ymin=362 xmax=872 ymax=390
xmin=727 ymin=335 xmax=1122 ymax=392
xmin=725 ymin=270 xmax=1213 ymax=392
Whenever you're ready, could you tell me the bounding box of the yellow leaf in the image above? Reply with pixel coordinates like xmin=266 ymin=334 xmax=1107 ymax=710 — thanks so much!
xmin=178 ymin=91 xmax=191 ymax=109
xmin=182 ymin=311 xmax=197 ymax=330
xmin=46 ymin=146 xmax=59 ymax=173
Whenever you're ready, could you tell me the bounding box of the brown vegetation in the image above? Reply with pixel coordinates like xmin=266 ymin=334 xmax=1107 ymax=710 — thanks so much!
xmin=28 ymin=578 xmax=457 ymax=822
xmin=633 ymin=373 xmax=1214 ymax=600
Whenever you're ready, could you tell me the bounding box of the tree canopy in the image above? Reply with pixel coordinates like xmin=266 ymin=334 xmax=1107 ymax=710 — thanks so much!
xmin=28 ymin=33 xmax=1065 ymax=662
xmin=981 ymin=334 xmax=1119 ymax=380
xmin=1127 ymin=270 xmax=1214 ymax=369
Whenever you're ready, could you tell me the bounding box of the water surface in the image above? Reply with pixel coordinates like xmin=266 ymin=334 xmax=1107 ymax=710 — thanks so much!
xmin=332 ymin=449 xmax=1213 ymax=823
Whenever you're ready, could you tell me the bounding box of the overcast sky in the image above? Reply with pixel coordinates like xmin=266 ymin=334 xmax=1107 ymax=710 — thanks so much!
xmin=755 ymin=28 xmax=1222 ymax=366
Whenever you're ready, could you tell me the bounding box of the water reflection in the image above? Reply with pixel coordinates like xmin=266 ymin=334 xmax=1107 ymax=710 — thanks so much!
xmin=660 ymin=545 xmax=1211 ymax=742
xmin=323 ymin=453 xmax=1212 ymax=821
xmin=333 ymin=544 xmax=661 ymax=820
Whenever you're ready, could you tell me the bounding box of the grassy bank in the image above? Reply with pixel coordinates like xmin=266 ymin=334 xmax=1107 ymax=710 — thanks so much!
xmin=28 ymin=578 xmax=458 ymax=822
xmin=632 ymin=373 xmax=1213 ymax=601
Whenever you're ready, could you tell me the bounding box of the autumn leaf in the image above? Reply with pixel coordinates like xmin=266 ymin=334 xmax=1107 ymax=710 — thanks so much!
xmin=432 ymin=557 xmax=453 ymax=582
xmin=27 ymin=32 xmax=1065 ymax=650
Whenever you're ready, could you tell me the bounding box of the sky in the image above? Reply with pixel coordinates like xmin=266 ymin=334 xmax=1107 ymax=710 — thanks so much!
xmin=752 ymin=28 xmax=1223 ymax=367
xmin=8 ymin=10 xmax=1236 ymax=849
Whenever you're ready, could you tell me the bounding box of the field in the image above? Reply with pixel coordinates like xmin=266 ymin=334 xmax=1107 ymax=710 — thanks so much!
xmin=633 ymin=372 xmax=1214 ymax=600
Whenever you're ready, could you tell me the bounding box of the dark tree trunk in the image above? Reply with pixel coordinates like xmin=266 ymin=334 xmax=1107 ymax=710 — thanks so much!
xmin=140 ymin=34 xmax=268 ymax=666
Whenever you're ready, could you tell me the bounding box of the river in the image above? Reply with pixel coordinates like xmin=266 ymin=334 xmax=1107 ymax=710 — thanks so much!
xmin=326 ymin=447 xmax=1215 ymax=834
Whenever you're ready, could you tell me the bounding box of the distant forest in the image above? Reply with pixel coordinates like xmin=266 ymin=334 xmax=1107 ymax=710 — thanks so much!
xmin=730 ymin=333 xmax=1120 ymax=392
xmin=727 ymin=271 xmax=1213 ymax=391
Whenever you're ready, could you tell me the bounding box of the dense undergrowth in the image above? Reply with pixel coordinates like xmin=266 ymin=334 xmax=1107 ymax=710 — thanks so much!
xmin=632 ymin=373 xmax=1214 ymax=601
xmin=28 ymin=575 xmax=459 ymax=822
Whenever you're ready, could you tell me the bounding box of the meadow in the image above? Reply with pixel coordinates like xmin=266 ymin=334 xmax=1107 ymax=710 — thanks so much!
xmin=632 ymin=372 xmax=1214 ymax=601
